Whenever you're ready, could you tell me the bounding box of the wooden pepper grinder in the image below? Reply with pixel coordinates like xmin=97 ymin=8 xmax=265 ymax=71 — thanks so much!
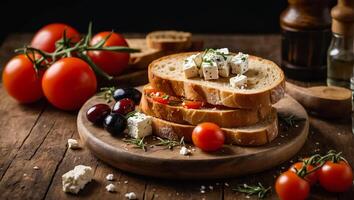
xmin=280 ymin=0 xmax=332 ymax=81
xmin=327 ymin=0 xmax=354 ymax=88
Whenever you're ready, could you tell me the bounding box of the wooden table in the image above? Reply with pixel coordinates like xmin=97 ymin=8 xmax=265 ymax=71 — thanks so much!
xmin=0 ymin=34 xmax=353 ymax=200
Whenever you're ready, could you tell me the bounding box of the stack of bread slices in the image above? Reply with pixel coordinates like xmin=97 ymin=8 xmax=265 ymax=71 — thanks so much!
xmin=140 ymin=50 xmax=285 ymax=146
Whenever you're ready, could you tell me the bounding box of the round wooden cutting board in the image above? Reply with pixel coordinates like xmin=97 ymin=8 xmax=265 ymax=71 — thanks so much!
xmin=77 ymin=94 xmax=309 ymax=179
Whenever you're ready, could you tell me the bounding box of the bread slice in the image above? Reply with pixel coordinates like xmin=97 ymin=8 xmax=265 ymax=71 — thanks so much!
xmin=146 ymin=31 xmax=192 ymax=51
xmin=127 ymin=38 xmax=166 ymax=69
xmin=140 ymin=85 xmax=271 ymax=128
xmin=147 ymin=108 xmax=278 ymax=146
xmin=148 ymin=52 xmax=285 ymax=109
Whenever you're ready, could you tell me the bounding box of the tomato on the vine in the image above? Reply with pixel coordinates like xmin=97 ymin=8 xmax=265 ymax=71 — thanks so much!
xmin=318 ymin=160 xmax=353 ymax=192
xmin=88 ymin=32 xmax=130 ymax=76
xmin=275 ymin=171 xmax=310 ymax=200
xmin=192 ymin=122 xmax=225 ymax=152
xmin=2 ymin=54 xmax=44 ymax=103
xmin=42 ymin=57 xmax=97 ymax=111
xmin=289 ymin=162 xmax=318 ymax=186
xmin=31 ymin=23 xmax=80 ymax=53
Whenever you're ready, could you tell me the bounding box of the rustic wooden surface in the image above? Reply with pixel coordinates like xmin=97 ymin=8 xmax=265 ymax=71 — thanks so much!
xmin=0 ymin=33 xmax=353 ymax=199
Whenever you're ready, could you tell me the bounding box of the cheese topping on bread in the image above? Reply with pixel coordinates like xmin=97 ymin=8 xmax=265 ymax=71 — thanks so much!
xmin=183 ymin=48 xmax=249 ymax=88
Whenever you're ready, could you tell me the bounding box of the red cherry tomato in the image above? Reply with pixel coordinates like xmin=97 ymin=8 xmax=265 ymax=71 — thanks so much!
xmin=182 ymin=100 xmax=203 ymax=109
xmin=275 ymin=171 xmax=310 ymax=200
xmin=289 ymin=162 xmax=318 ymax=186
xmin=88 ymin=32 xmax=130 ymax=76
xmin=42 ymin=57 xmax=97 ymax=111
xmin=2 ymin=54 xmax=44 ymax=103
xmin=152 ymin=96 xmax=169 ymax=104
xmin=31 ymin=23 xmax=80 ymax=53
xmin=192 ymin=122 xmax=225 ymax=152
xmin=318 ymin=161 xmax=353 ymax=192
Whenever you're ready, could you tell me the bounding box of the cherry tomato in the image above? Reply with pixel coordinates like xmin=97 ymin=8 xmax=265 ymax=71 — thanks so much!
xmin=42 ymin=57 xmax=97 ymax=111
xmin=88 ymin=32 xmax=130 ymax=76
xmin=318 ymin=161 xmax=353 ymax=192
xmin=289 ymin=162 xmax=318 ymax=186
xmin=275 ymin=171 xmax=310 ymax=200
xmin=31 ymin=23 xmax=80 ymax=53
xmin=2 ymin=54 xmax=44 ymax=103
xmin=182 ymin=100 xmax=203 ymax=109
xmin=152 ymin=96 xmax=169 ymax=104
xmin=192 ymin=122 xmax=225 ymax=152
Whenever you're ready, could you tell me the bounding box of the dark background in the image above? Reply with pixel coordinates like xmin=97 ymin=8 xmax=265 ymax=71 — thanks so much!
xmin=0 ymin=0 xmax=287 ymax=44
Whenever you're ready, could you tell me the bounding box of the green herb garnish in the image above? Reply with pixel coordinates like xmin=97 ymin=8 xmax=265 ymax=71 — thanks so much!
xmin=123 ymin=137 xmax=147 ymax=151
xmin=125 ymin=111 xmax=138 ymax=119
xmin=99 ymin=86 xmax=115 ymax=103
xmin=232 ymin=182 xmax=271 ymax=199
xmin=155 ymin=137 xmax=185 ymax=150
xmin=278 ymin=114 xmax=305 ymax=130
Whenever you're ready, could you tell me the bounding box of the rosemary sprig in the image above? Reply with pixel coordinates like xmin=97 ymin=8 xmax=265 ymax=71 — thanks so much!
xmin=155 ymin=137 xmax=185 ymax=150
xmin=125 ymin=111 xmax=138 ymax=119
xmin=123 ymin=137 xmax=146 ymax=152
xmin=278 ymin=114 xmax=305 ymax=130
xmin=232 ymin=182 xmax=271 ymax=199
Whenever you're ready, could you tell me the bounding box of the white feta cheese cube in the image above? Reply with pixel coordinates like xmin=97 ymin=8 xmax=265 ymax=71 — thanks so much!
xmin=127 ymin=112 xmax=152 ymax=139
xmin=230 ymin=75 xmax=248 ymax=88
xmin=216 ymin=48 xmax=229 ymax=55
xmin=125 ymin=192 xmax=137 ymax=199
xmin=201 ymin=62 xmax=219 ymax=80
xmin=106 ymin=173 xmax=114 ymax=181
xmin=105 ymin=183 xmax=116 ymax=192
xmin=62 ymin=165 xmax=93 ymax=194
xmin=183 ymin=56 xmax=199 ymax=78
xmin=230 ymin=53 xmax=249 ymax=74
xmin=179 ymin=146 xmax=191 ymax=156
xmin=67 ymin=139 xmax=80 ymax=149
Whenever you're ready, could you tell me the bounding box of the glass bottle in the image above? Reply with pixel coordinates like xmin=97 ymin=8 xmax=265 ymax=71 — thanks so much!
xmin=327 ymin=33 xmax=354 ymax=88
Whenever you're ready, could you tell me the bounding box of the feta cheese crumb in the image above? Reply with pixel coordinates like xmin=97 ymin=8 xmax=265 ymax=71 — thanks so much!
xmin=127 ymin=112 xmax=152 ymax=139
xmin=230 ymin=75 xmax=247 ymax=88
xmin=105 ymin=183 xmax=116 ymax=192
xmin=230 ymin=52 xmax=249 ymax=74
xmin=106 ymin=174 xmax=114 ymax=181
xmin=33 ymin=166 xmax=40 ymax=170
xmin=179 ymin=146 xmax=191 ymax=156
xmin=67 ymin=139 xmax=80 ymax=149
xmin=125 ymin=192 xmax=137 ymax=199
xmin=183 ymin=55 xmax=199 ymax=78
xmin=201 ymin=62 xmax=219 ymax=80
xmin=62 ymin=165 xmax=93 ymax=194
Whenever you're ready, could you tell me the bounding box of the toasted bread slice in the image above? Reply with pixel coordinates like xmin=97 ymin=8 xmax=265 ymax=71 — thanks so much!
xmin=127 ymin=38 xmax=166 ymax=69
xmin=140 ymin=85 xmax=271 ymax=128
xmin=148 ymin=52 xmax=285 ymax=109
xmin=146 ymin=31 xmax=192 ymax=51
xmin=147 ymin=108 xmax=278 ymax=146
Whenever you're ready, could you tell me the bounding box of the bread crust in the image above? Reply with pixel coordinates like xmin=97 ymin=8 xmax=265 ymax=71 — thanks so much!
xmin=146 ymin=31 xmax=192 ymax=51
xmin=149 ymin=109 xmax=278 ymax=146
xmin=148 ymin=52 xmax=285 ymax=109
xmin=140 ymin=88 xmax=272 ymax=128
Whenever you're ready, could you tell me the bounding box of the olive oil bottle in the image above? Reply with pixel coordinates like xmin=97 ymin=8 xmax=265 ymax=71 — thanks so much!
xmin=327 ymin=0 xmax=354 ymax=88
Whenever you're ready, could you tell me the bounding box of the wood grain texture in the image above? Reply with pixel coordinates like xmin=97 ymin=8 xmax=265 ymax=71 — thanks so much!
xmin=0 ymin=33 xmax=353 ymax=199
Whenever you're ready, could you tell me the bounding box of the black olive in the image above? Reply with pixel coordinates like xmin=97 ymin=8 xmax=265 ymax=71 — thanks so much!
xmin=86 ymin=104 xmax=111 ymax=125
xmin=103 ymin=113 xmax=127 ymax=135
xmin=113 ymin=88 xmax=142 ymax=104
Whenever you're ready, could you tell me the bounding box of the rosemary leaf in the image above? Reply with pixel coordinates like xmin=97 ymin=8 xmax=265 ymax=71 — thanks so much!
xmin=278 ymin=114 xmax=305 ymax=130
xmin=233 ymin=182 xmax=271 ymax=199
xmin=123 ymin=137 xmax=147 ymax=152
xmin=155 ymin=137 xmax=184 ymax=150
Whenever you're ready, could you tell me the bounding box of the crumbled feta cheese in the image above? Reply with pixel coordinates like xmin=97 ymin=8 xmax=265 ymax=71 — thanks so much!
xmin=201 ymin=62 xmax=219 ymax=80
xmin=230 ymin=52 xmax=249 ymax=74
xmin=125 ymin=192 xmax=137 ymax=199
xmin=106 ymin=183 xmax=116 ymax=192
xmin=67 ymin=139 xmax=80 ymax=149
xmin=218 ymin=62 xmax=230 ymax=77
xmin=62 ymin=165 xmax=93 ymax=194
xmin=33 ymin=166 xmax=40 ymax=170
xmin=183 ymin=55 xmax=199 ymax=78
xmin=215 ymin=48 xmax=229 ymax=55
xmin=230 ymin=75 xmax=247 ymax=88
xmin=127 ymin=112 xmax=152 ymax=139
xmin=179 ymin=146 xmax=191 ymax=156
xmin=106 ymin=174 xmax=114 ymax=181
